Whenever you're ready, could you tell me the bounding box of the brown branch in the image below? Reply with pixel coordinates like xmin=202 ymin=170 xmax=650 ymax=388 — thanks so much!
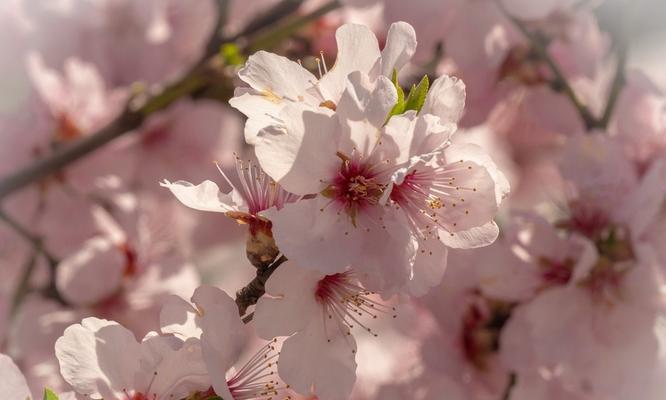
xmin=598 ymin=39 xmax=629 ymax=130
xmin=236 ymin=255 xmax=287 ymax=318
xmin=496 ymin=1 xmax=598 ymax=130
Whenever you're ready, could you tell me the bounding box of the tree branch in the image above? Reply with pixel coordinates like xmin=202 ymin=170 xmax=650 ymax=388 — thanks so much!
xmin=235 ymin=255 xmax=288 ymax=318
xmin=501 ymin=372 xmax=517 ymax=400
xmin=0 ymin=0 xmax=341 ymax=201
xmin=496 ymin=1 xmax=598 ymax=130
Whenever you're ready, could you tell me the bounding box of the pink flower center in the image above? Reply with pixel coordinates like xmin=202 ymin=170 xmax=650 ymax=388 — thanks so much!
xmin=220 ymin=155 xmax=298 ymax=216
xmin=226 ymin=340 xmax=290 ymax=400
xmin=566 ymin=202 xmax=610 ymax=240
xmin=460 ymin=293 xmax=513 ymax=370
xmin=322 ymin=153 xmax=385 ymax=225
xmin=315 ymin=271 xmax=396 ymax=346
xmin=389 ymin=160 xmax=481 ymax=239
xmin=538 ymin=257 xmax=574 ymax=287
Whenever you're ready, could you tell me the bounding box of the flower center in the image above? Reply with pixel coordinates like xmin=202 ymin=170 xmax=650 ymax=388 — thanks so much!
xmin=460 ymin=293 xmax=513 ymax=371
xmin=226 ymin=340 xmax=290 ymax=400
xmin=218 ymin=155 xmax=298 ymax=225
xmin=322 ymin=153 xmax=385 ymax=225
xmin=538 ymin=256 xmax=574 ymax=287
xmin=315 ymin=271 xmax=396 ymax=347
xmin=390 ymin=160 xmax=480 ymax=239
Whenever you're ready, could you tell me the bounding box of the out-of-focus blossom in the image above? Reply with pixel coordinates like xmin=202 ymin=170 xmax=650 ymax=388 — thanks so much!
xmin=0 ymin=353 xmax=31 ymax=400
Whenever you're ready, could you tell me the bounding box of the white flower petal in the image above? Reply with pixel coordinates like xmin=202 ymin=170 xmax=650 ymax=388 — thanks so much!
xmin=238 ymin=51 xmax=317 ymax=101
xmin=263 ymin=198 xmax=363 ymax=274
xmin=55 ymin=318 xmax=141 ymax=399
xmin=318 ymin=23 xmax=381 ymax=101
xmin=160 ymin=179 xmax=245 ymax=213
xmin=278 ymin=319 xmax=357 ymax=400
xmin=422 ymin=75 xmax=466 ymax=125
xmin=159 ymin=295 xmax=202 ymax=340
xmin=255 ymin=105 xmax=339 ymax=195
xmin=0 ymin=354 xmax=31 ymax=400
xmin=254 ymin=261 xmax=322 ymax=339
xmin=380 ymin=21 xmax=417 ymax=77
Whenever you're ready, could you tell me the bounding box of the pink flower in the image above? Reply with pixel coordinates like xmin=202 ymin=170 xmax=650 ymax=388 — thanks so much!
xmin=254 ymin=261 xmax=397 ymax=400
xmin=162 ymin=152 xmax=298 ymax=229
xmin=500 ymin=258 xmax=666 ymax=399
xmin=160 ymin=285 xmax=287 ymax=400
xmin=27 ymin=53 xmax=126 ymax=140
xmin=0 ymin=353 xmax=31 ymax=400
xmin=254 ymin=71 xmax=506 ymax=293
xmin=477 ymin=212 xmax=598 ymax=302
xmin=55 ymin=317 xmax=210 ymax=399
xmin=55 ymin=202 xmax=200 ymax=337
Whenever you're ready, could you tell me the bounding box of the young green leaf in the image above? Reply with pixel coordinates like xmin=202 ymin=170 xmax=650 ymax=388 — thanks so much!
xmin=220 ymin=43 xmax=246 ymax=66
xmin=43 ymin=388 xmax=59 ymax=400
xmin=404 ymin=74 xmax=430 ymax=113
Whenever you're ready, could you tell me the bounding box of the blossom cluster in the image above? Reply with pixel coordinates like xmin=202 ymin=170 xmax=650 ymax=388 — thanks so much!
xmin=0 ymin=1 xmax=665 ymax=400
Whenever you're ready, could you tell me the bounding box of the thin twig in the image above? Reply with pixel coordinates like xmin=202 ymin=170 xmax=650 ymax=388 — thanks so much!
xmin=247 ymin=0 xmax=342 ymax=53
xmin=598 ymin=39 xmax=628 ymax=130
xmin=502 ymin=372 xmax=517 ymax=400
xmin=0 ymin=208 xmax=67 ymax=307
xmin=10 ymin=250 xmax=40 ymax=317
xmin=0 ymin=208 xmax=57 ymax=266
xmin=496 ymin=1 xmax=598 ymax=130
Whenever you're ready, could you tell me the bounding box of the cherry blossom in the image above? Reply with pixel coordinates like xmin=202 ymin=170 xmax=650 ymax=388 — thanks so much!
xmin=55 ymin=317 xmax=210 ymax=399
xmin=160 ymin=285 xmax=288 ymax=400
xmin=251 ymin=69 xmax=506 ymax=293
xmin=253 ymin=261 xmax=399 ymax=400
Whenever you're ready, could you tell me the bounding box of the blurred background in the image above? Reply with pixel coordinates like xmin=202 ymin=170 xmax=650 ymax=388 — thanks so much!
xmin=0 ymin=0 xmax=665 ymax=399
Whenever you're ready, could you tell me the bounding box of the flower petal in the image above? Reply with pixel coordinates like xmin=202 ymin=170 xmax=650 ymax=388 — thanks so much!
xmin=422 ymin=75 xmax=466 ymax=124
xmin=55 ymin=237 xmax=125 ymax=306
xmin=0 ymin=354 xmax=31 ymax=400
xmin=228 ymin=88 xmax=285 ymax=145
xmin=278 ymin=319 xmax=357 ymax=400
xmin=337 ymin=72 xmax=398 ymax=156
xmin=408 ymin=239 xmax=449 ymax=297
xmin=139 ymin=335 xmax=210 ymax=399
xmin=255 ymin=105 xmax=339 ymax=195
xmin=191 ymin=286 xmax=246 ymax=396
xmin=380 ymin=21 xmax=417 ymax=77
xmin=160 ymin=179 xmax=246 ymax=213
xmin=439 ymin=221 xmax=500 ymax=249
xmin=317 ymin=23 xmax=381 ymax=101
xmin=55 ymin=318 xmax=141 ymax=399
xmin=263 ymin=198 xmax=363 ymax=274
xmin=254 ymin=261 xmax=322 ymax=339
xmin=159 ymin=295 xmax=202 ymax=340
xmin=237 ymin=51 xmax=317 ymax=101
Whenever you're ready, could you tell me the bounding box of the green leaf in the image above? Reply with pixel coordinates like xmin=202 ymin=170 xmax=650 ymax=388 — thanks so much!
xmin=404 ymin=74 xmax=430 ymax=113
xmin=43 ymin=388 xmax=59 ymax=400
xmin=220 ymin=43 xmax=246 ymax=66
xmin=386 ymin=69 xmax=406 ymax=122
